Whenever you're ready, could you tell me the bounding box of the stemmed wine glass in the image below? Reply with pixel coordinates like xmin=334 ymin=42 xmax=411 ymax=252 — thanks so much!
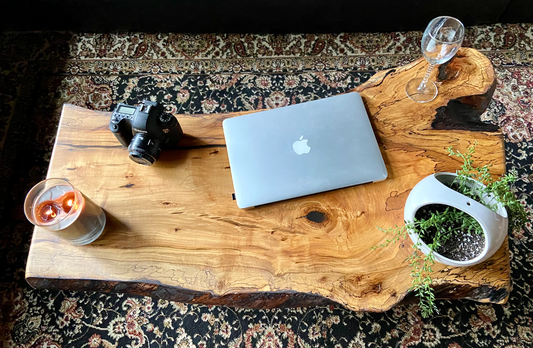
xmin=406 ymin=16 xmax=465 ymax=103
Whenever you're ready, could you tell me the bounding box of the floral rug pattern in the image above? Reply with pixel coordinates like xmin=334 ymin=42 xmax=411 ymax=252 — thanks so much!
xmin=1 ymin=23 xmax=533 ymax=347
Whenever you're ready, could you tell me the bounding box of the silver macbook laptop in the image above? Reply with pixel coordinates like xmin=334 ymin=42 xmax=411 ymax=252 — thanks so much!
xmin=222 ymin=92 xmax=387 ymax=208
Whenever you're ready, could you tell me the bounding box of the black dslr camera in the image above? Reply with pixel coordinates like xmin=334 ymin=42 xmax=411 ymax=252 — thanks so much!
xmin=110 ymin=100 xmax=183 ymax=166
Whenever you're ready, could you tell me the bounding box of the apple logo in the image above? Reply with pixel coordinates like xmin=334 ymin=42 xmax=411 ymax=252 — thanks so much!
xmin=292 ymin=135 xmax=311 ymax=155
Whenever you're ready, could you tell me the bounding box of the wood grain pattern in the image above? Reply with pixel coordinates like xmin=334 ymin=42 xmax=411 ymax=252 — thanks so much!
xmin=26 ymin=47 xmax=510 ymax=311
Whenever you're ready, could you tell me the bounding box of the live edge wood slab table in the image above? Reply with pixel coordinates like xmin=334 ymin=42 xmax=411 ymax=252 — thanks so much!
xmin=26 ymin=48 xmax=510 ymax=312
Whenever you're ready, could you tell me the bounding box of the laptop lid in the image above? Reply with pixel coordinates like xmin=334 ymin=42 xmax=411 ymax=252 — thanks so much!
xmin=222 ymin=92 xmax=387 ymax=208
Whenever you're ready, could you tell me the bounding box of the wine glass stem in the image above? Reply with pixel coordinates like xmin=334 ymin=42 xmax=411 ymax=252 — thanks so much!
xmin=418 ymin=64 xmax=435 ymax=91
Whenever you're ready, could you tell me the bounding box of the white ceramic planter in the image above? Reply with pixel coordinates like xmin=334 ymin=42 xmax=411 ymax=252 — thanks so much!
xmin=404 ymin=172 xmax=508 ymax=267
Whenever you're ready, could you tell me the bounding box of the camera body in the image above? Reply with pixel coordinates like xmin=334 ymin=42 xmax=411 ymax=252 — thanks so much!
xmin=109 ymin=100 xmax=183 ymax=166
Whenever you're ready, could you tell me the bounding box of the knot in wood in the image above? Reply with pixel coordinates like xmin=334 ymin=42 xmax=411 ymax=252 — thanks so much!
xmin=295 ymin=203 xmax=336 ymax=233
xmin=306 ymin=211 xmax=327 ymax=223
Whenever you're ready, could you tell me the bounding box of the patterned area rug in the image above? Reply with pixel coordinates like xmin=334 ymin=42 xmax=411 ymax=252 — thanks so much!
xmin=1 ymin=24 xmax=532 ymax=347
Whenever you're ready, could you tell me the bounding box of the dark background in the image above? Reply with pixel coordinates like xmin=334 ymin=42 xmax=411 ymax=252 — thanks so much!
xmin=2 ymin=0 xmax=532 ymax=33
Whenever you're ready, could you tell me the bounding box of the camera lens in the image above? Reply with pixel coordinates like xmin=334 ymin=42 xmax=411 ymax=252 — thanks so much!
xmin=128 ymin=134 xmax=162 ymax=166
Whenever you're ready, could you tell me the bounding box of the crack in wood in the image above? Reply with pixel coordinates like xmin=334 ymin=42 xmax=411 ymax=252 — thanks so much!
xmin=210 ymin=216 xmax=260 ymax=229
xmin=58 ymin=143 xmax=123 ymax=149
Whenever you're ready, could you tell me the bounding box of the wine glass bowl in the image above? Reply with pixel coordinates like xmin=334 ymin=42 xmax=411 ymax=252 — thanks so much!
xmin=406 ymin=16 xmax=465 ymax=103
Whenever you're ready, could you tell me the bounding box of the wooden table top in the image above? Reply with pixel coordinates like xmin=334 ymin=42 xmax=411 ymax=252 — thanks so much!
xmin=26 ymin=48 xmax=511 ymax=312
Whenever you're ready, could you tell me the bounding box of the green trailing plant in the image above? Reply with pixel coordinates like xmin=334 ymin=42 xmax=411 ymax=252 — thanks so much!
xmin=372 ymin=142 xmax=529 ymax=318
xmin=447 ymin=143 xmax=528 ymax=233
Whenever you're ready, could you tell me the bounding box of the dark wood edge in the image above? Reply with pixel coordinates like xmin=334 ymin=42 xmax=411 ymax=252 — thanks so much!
xmin=26 ymin=276 xmax=509 ymax=311
xmin=432 ymin=59 xmax=499 ymax=132
xmin=26 ymin=277 xmax=337 ymax=309
xmin=402 ymin=282 xmax=510 ymax=306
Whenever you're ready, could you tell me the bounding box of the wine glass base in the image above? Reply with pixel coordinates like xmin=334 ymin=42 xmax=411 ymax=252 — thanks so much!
xmin=405 ymin=78 xmax=438 ymax=103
